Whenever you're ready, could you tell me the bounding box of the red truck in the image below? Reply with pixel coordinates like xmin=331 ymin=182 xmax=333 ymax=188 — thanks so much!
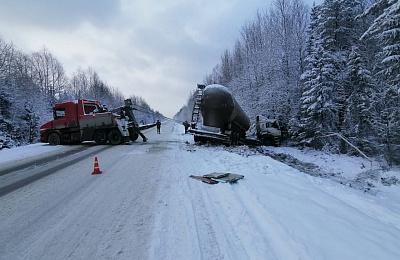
xmin=39 ymin=99 xmax=146 ymax=145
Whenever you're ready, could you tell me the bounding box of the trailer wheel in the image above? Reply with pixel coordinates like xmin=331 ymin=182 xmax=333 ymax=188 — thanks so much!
xmin=230 ymin=131 xmax=239 ymax=146
xmin=229 ymin=132 xmax=234 ymax=146
xmin=236 ymin=132 xmax=241 ymax=145
xmin=48 ymin=133 xmax=61 ymax=145
xmin=94 ymin=130 xmax=107 ymax=145
xmin=108 ymin=129 xmax=123 ymax=145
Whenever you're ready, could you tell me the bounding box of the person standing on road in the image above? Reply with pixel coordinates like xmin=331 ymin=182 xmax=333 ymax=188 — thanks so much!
xmin=156 ymin=120 xmax=161 ymax=134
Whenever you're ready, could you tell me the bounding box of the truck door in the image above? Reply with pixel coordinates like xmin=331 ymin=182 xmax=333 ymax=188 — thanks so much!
xmin=52 ymin=107 xmax=68 ymax=129
xmin=52 ymin=103 xmax=79 ymax=129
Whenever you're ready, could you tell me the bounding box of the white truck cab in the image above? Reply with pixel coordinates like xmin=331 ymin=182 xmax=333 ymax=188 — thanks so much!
xmin=256 ymin=115 xmax=282 ymax=146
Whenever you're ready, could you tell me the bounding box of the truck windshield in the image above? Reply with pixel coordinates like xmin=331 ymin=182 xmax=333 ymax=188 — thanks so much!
xmin=265 ymin=121 xmax=280 ymax=129
xmin=54 ymin=108 xmax=65 ymax=119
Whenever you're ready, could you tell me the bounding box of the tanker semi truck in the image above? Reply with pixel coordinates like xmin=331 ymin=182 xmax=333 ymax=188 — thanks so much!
xmin=189 ymin=84 xmax=281 ymax=146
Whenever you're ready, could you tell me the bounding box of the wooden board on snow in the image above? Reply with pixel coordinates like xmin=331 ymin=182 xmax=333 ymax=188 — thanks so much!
xmin=203 ymin=172 xmax=229 ymax=179
xmin=189 ymin=175 xmax=219 ymax=184
xmin=210 ymin=173 xmax=244 ymax=183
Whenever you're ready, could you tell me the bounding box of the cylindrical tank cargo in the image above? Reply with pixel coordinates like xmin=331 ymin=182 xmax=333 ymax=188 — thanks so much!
xmin=200 ymin=84 xmax=250 ymax=134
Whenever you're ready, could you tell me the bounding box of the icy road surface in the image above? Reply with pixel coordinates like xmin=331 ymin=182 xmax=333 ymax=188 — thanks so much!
xmin=1 ymin=121 xmax=400 ymax=259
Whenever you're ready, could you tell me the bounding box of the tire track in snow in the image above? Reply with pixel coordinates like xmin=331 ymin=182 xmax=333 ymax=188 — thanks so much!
xmin=207 ymin=146 xmax=307 ymax=259
xmin=0 ymin=144 xmax=95 ymax=177
xmin=150 ymin=138 xmax=239 ymax=259
xmin=0 ymin=142 xmax=160 ymax=259
xmin=188 ymin=158 xmax=251 ymax=258
xmin=198 ymin=183 xmax=251 ymax=259
xmin=0 ymin=144 xmax=111 ymax=197
xmin=233 ymin=183 xmax=310 ymax=259
xmin=184 ymin=144 xmax=259 ymax=259
xmin=149 ymin=135 xmax=205 ymax=259
xmin=188 ymin=182 xmax=224 ymax=259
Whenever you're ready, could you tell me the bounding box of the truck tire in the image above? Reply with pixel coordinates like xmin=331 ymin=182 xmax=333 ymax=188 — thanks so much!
xmin=108 ymin=129 xmax=123 ymax=145
xmin=261 ymin=137 xmax=269 ymax=146
xmin=236 ymin=132 xmax=241 ymax=145
xmin=94 ymin=130 xmax=107 ymax=145
xmin=48 ymin=133 xmax=61 ymax=145
xmin=229 ymin=131 xmax=240 ymax=145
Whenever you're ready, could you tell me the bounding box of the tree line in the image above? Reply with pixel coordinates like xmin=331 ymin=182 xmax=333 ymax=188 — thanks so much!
xmin=181 ymin=0 xmax=399 ymax=165
xmin=0 ymin=38 xmax=162 ymax=147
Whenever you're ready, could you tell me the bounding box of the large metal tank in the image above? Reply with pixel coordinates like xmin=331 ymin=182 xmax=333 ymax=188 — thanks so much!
xmin=200 ymin=84 xmax=250 ymax=135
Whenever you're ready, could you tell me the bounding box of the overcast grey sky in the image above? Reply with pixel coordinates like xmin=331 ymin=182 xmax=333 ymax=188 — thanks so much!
xmin=0 ymin=0 xmax=321 ymax=118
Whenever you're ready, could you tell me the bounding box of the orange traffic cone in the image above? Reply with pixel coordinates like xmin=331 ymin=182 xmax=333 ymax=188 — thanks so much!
xmin=91 ymin=157 xmax=102 ymax=175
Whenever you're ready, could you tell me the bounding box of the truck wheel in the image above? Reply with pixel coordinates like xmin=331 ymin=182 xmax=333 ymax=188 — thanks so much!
xmin=48 ymin=133 xmax=61 ymax=145
xmin=108 ymin=129 xmax=123 ymax=145
xmin=94 ymin=130 xmax=107 ymax=145
xmin=229 ymin=132 xmax=235 ymax=146
xmin=261 ymin=137 xmax=268 ymax=146
xmin=236 ymin=132 xmax=241 ymax=145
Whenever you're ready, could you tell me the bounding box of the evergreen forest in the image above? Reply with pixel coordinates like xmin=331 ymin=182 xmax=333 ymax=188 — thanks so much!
xmin=176 ymin=0 xmax=400 ymax=165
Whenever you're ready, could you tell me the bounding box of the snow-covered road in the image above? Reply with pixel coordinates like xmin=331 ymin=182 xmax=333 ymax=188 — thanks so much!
xmin=1 ymin=121 xmax=400 ymax=259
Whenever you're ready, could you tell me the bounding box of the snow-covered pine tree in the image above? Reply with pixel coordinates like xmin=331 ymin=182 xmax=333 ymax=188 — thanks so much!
xmin=298 ymin=0 xmax=370 ymax=152
xmin=297 ymin=2 xmax=340 ymax=148
xmin=299 ymin=41 xmax=338 ymax=148
xmin=360 ymin=0 xmax=400 ymax=88
xmin=359 ymin=0 xmax=400 ymax=165
xmin=320 ymin=0 xmax=360 ymax=136
xmin=378 ymin=87 xmax=400 ymax=165
xmin=290 ymin=2 xmax=320 ymax=140
xmin=344 ymin=46 xmax=379 ymax=154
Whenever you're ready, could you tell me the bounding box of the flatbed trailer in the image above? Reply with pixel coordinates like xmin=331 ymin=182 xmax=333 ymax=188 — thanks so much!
xmin=189 ymin=129 xmax=261 ymax=146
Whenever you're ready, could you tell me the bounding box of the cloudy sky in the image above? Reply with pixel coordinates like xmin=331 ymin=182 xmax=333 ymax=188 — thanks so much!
xmin=0 ymin=0 xmax=321 ymax=118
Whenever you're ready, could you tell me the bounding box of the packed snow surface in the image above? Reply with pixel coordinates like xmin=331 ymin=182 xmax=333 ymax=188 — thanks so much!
xmin=1 ymin=121 xmax=399 ymax=259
